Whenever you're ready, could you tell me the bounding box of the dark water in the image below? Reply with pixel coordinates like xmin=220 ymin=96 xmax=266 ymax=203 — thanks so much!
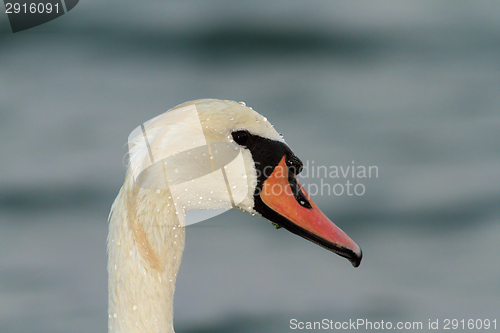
xmin=1 ymin=1 xmax=499 ymax=332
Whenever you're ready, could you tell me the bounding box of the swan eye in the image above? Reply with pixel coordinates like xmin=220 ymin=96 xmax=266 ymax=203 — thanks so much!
xmin=286 ymin=155 xmax=303 ymax=175
xmin=232 ymin=130 xmax=250 ymax=146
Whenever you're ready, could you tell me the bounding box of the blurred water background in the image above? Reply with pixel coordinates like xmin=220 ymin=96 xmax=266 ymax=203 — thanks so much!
xmin=1 ymin=1 xmax=499 ymax=332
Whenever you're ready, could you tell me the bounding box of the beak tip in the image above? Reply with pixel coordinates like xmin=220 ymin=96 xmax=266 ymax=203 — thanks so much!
xmin=350 ymin=248 xmax=363 ymax=268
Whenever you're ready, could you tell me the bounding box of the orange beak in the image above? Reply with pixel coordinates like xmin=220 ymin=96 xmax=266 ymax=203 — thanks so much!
xmin=259 ymin=157 xmax=362 ymax=267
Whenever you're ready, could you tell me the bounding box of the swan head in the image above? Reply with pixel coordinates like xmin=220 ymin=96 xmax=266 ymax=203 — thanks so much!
xmin=128 ymin=99 xmax=362 ymax=267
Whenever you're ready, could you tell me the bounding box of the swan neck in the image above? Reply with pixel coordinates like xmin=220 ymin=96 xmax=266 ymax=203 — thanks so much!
xmin=108 ymin=179 xmax=185 ymax=333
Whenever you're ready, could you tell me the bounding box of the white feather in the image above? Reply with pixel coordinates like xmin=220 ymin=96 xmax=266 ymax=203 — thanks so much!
xmin=108 ymin=99 xmax=284 ymax=333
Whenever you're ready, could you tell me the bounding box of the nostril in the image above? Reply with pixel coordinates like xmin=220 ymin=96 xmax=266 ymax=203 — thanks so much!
xmin=288 ymin=173 xmax=312 ymax=209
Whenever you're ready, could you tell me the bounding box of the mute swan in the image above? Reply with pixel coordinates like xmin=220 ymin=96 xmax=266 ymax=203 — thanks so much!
xmin=108 ymin=99 xmax=362 ymax=333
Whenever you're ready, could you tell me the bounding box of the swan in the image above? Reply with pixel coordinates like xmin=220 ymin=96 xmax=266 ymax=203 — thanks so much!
xmin=108 ymin=99 xmax=362 ymax=333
